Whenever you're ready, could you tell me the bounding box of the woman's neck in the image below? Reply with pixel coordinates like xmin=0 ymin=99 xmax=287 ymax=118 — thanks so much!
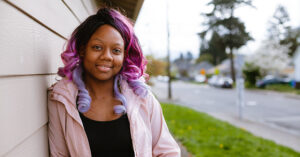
xmin=83 ymin=75 xmax=115 ymax=100
xmin=82 ymin=74 xmax=122 ymax=120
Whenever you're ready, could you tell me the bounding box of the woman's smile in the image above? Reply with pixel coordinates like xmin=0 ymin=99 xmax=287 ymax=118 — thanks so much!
xmin=96 ymin=64 xmax=112 ymax=72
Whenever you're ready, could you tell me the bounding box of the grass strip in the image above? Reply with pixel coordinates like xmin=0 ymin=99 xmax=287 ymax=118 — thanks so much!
xmin=264 ymin=84 xmax=300 ymax=95
xmin=162 ymin=103 xmax=300 ymax=157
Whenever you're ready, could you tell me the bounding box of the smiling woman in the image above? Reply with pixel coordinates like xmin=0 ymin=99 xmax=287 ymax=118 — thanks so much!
xmin=82 ymin=25 xmax=125 ymax=82
xmin=47 ymin=8 xmax=180 ymax=157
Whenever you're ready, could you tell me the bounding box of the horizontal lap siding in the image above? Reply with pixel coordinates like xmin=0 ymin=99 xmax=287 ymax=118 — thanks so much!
xmin=7 ymin=0 xmax=80 ymax=39
xmin=80 ymin=0 xmax=97 ymax=15
xmin=0 ymin=75 xmax=57 ymax=156
xmin=0 ymin=1 xmax=65 ymax=76
xmin=4 ymin=126 xmax=49 ymax=157
xmin=63 ymin=0 xmax=90 ymax=22
xmin=0 ymin=0 xmax=96 ymax=156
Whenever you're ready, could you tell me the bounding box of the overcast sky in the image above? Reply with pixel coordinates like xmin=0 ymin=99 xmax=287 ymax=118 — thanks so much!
xmin=134 ymin=0 xmax=300 ymax=60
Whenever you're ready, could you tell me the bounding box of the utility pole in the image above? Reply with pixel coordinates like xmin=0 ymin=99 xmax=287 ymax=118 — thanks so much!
xmin=229 ymin=5 xmax=236 ymax=83
xmin=166 ymin=0 xmax=172 ymax=99
xmin=237 ymin=78 xmax=244 ymax=119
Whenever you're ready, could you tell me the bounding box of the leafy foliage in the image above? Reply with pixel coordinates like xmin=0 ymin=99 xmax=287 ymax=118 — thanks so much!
xmin=146 ymin=55 xmax=167 ymax=77
xmin=196 ymin=53 xmax=214 ymax=64
xmin=268 ymin=5 xmax=300 ymax=56
xmin=199 ymin=0 xmax=253 ymax=81
xmin=199 ymin=32 xmax=227 ymax=65
xmin=199 ymin=0 xmax=253 ymax=50
xmin=242 ymin=62 xmax=261 ymax=87
xmin=267 ymin=5 xmax=291 ymax=41
xmin=281 ymin=27 xmax=300 ymax=57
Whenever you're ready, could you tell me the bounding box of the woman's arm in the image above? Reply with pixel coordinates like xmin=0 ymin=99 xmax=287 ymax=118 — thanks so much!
xmin=148 ymin=93 xmax=181 ymax=157
xmin=48 ymin=94 xmax=70 ymax=157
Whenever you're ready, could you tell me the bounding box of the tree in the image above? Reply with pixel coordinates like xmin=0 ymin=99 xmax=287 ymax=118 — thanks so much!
xmin=145 ymin=55 xmax=167 ymax=77
xmin=281 ymin=27 xmax=300 ymax=57
xmin=196 ymin=53 xmax=214 ymax=64
xmin=173 ymin=52 xmax=194 ymax=78
xmin=244 ymin=40 xmax=291 ymax=76
xmin=199 ymin=31 xmax=227 ymax=65
xmin=268 ymin=5 xmax=300 ymax=56
xmin=200 ymin=0 xmax=253 ymax=82
xmin=186 ymin=51 xmax=194 ymax=61
xmin=242 ymin=62 xmax=260 ymax=87
xmin=179 ymin=53 xmax=184 ymax=60
xmin=268 ymin=5 xmax=291 ymax=42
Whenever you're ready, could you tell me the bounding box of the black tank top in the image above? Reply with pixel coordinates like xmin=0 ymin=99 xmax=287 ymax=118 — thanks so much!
xmin=79 ymin=112 xmax=134 ymax=157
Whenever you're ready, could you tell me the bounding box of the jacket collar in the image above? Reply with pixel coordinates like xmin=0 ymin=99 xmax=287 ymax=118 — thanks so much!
xmin=49 ymin=78 xmax=82 ymax=125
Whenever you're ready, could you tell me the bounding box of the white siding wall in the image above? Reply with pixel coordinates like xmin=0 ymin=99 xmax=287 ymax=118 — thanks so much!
xmin=0 ymin=0 xmax=96 ymax=156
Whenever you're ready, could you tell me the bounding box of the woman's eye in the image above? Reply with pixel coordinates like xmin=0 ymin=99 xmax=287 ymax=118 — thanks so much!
xmin=113 ymin=49 xmax=122 ymax=53
xmin=93 ymin=45 xmax=102 ymax=51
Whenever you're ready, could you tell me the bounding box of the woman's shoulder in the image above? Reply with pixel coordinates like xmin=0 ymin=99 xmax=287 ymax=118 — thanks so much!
xmin=48 ymin=77 xmax=78 ymax=96
xmin=120 ymin=79 xmax=152 ymax=99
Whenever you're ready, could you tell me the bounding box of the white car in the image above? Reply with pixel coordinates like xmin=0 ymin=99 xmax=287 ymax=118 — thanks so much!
xmin=194 ymin=74 xmax=206 ymax=83
xmin=208 ymin=75 xmax=233 ymax=88
xmin=157 ymin=75 xmax=169 ymax=82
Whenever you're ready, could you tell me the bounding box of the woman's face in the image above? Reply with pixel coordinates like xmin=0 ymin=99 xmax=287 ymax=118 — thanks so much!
xmin=82 ymin=24 xmax=125 ymax=82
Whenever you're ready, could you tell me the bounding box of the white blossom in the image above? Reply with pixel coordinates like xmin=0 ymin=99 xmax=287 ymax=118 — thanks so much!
xmin=245 ymin=40 xmax=291 ymax=76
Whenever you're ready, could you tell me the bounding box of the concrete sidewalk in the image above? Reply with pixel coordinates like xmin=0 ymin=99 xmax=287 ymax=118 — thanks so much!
xmin=209 ymin=112 xmax=300 ymax=153
xmin=160 ymin=98 xmax=300 ymax=154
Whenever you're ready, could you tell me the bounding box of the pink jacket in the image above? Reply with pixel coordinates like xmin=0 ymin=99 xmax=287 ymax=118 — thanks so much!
xmin=47 ymin=78 xmax=181 ymax=157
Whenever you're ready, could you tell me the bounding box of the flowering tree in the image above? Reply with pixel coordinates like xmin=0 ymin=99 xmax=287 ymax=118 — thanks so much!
xmin=245 ymin=40 xmax=291 ymax=76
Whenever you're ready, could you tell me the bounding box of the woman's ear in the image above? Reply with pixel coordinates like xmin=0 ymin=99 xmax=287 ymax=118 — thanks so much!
xmin=79 ymin=46 xmax=85 ymax=58
xmin=79 ymin=51 xmax=84 ymax=58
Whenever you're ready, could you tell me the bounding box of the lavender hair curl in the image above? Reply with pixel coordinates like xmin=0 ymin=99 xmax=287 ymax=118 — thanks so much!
xmin=58 ymin=8 xmax=148 ymax=114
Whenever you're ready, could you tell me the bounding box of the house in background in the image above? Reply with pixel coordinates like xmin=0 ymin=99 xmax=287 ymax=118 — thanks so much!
xmin=207 ymin=55 xmax=244 ymax=77
xmin=172 ymin=56 xmax=213 ymax=81
xmin=190 ymin=61 xmax=214 ymax=76
xmin=173 ymin=55 xmax=193 ymax=80
xmin=294 ymin=40 xmax=300 ymax=89
xmin=0 ymin=0 xmax=143 ymax=156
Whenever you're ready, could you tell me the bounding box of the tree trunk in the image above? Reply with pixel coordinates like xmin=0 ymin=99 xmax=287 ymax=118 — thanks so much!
xmin=229 ymin=47 xmax=236 ymax=83
xmin=229 ymin=5 xmax=236 ymax=83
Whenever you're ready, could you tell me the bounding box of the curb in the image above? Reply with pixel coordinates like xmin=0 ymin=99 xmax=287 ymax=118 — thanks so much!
xmin=176 ymin=140 xmax=192 ymax=157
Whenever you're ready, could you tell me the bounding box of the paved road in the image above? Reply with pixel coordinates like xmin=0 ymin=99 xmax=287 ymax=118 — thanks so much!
xmin=151 ymin=80 xmax=300 ymax=137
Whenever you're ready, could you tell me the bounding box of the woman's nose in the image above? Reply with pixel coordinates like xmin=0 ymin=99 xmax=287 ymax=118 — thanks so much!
xmin=99 ymin=48 xmax=113 ymax=61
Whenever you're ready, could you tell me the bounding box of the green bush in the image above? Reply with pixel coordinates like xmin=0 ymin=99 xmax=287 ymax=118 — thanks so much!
xmin=243 ymin=62 xmax=260 ymax=88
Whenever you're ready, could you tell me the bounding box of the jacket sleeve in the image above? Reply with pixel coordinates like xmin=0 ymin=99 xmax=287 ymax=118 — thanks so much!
xmin=48 ymin=92 xmax=70 ymax=157
xmin=149 ymin=93 xmax=181 ymax=157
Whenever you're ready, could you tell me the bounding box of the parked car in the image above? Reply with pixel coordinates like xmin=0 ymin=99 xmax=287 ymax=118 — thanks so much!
xmin=208 ymin=75 xmax=233 ymax=88
xmin=194 ymin=74 xmax=206 ymax=83
xmin=256 ymin=75 xmax=291 ymax=88
xmin=156 ymin=75 xmax=169 ymax=82
xmin=208 ymin=75 xmax=218 ymax=86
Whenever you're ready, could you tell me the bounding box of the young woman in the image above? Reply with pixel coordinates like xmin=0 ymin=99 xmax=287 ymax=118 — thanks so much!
xmin=48 ymin=8 xmax=180 ymax=157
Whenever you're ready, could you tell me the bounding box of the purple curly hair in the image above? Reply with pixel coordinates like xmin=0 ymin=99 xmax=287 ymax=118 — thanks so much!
xmin=58 ymin=8 xmax=148 ymax=114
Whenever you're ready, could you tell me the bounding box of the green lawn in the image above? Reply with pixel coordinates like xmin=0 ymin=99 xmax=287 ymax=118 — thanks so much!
xmin=161 ymin=103 xmax=300 ymax=157
xmin=264 ymin=84 xmax=300 ymax=95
